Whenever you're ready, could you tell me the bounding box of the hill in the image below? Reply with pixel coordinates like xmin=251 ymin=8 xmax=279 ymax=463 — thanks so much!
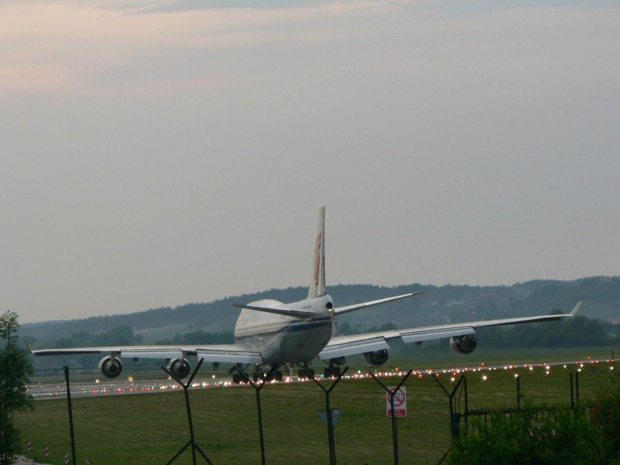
xmin=19 ymin=276 xmax=620 ymax=349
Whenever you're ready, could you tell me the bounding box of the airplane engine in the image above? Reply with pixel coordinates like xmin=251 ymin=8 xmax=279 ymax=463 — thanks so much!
xmin=363 ymin=349 xmax=389 ymax=367
xmin=450 ymin=335 xmax=477 ymax=354
xmin=99 ymin=356 xmax=123 ymax=378
xmin=168 ymin=358 xmax=191 ymax=379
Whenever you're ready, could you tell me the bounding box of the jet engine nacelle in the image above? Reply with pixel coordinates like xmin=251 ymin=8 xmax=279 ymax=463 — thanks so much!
xmin=363 ymin=349 xmax=389 ymax=367
xmin=168 ymin=358 xmax=191 ymax=379
xmin=450 ymin=335 xmax=477 ymax=354
xmin=99 ymin=355 xmax=123 ymax=378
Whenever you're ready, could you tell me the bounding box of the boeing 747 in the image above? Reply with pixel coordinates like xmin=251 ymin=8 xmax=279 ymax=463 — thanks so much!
xmin=31 ymin=207 xmax=580 ymax=382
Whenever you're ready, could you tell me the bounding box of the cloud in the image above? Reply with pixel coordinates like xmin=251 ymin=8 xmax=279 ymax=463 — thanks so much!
xmin=0 ymin=1 xmax=402 ymax=96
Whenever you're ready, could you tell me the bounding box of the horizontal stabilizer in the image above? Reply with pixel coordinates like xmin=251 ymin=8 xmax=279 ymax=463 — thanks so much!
xmin=334 ymin=291 xmax=426 ymax=315
xmin=231 ymin=303 xmax=317 ymax=319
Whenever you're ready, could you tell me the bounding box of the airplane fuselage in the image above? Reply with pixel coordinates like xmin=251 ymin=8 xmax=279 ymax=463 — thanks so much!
xmin=234 ymin=295 xmax=334 ymax=365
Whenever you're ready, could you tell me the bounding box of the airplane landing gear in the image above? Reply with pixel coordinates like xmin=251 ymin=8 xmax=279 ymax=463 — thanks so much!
xmin=298 ymin=368 xmax=315 ymax=379
xmin=298 ymin=362 xmax=316 ymax=379
xmin=247 ymin=366 xmax=283 ymax=383
xmin=230 ymin=363 xmax=250 ymax=384
xmin=324 ymin=366 xmax=341 ymax=378
xmin=323 ymin=358 xmax=344 ymax=378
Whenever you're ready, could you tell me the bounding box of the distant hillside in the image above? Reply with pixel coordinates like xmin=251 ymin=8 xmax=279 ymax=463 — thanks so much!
xmin=20 ymin=276 xmax=620 ymax=348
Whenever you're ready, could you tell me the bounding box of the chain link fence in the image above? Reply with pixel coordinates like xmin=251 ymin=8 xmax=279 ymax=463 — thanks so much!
xmin=15 ymin=360 xmax=616 ymax=465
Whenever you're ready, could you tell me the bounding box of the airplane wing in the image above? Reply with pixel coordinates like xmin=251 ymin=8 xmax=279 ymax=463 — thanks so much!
xmin=319 ymin=302 xmax=581 ymax=361
xmin=30 ymin=343 xmax=263 ymax=364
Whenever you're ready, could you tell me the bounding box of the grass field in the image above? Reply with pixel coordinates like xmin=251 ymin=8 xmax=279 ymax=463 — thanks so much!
xmin=16 ymin=347 xmax=618 ymax=465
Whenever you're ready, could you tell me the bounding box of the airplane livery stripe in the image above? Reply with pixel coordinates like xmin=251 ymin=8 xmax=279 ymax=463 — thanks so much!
xmin=236 ymin=319 xmax=331 ymax=339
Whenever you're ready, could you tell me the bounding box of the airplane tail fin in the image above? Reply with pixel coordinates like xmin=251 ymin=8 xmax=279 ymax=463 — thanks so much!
xmin=308 ymin=206 xmax=326 ymax=299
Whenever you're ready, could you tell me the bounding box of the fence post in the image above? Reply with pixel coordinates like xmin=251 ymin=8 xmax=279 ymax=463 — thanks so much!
xmin=370 ymin=369 xmax=413 ymax=465
xmin=162 ymin=358 xmax=213 ymax=465
xmin=463 ymin=376 xmax=469 ymax=432
xmin=63 ymin=366 xmax=77 ymax=465
xmin=516 ymin=375 xmax=521 ymax=410
xmin=310 ymin=367 xmax=348 ymax=465
xmin=570 ymin=372 xmax=574 ymax=409
xmin=232 ymin=364 xmax=281 ymax=465
xmin=433 ymin=373 xmax=466 ymax=439
xmin=575 ymin=371 xmax=580 ymax=406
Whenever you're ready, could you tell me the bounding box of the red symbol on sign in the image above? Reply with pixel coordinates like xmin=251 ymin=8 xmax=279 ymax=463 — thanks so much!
xmin=389 ymin=388 xmax=406 ymax=407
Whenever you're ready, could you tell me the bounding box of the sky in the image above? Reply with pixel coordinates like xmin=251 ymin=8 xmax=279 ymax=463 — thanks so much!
xmin=1 ymin=1 xmax=618 ymax=324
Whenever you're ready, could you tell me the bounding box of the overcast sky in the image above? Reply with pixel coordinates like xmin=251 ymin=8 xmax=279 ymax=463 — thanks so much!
xmin=2 ymin=1 xmax=618 ymax=324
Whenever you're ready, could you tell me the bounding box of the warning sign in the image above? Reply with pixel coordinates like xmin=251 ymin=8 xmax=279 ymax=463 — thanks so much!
xmin=386 ymin=387 xmax=407 ymax=417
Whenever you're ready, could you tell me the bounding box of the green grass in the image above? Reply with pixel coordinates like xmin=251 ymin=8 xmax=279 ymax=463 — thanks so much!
xmin=16 ymin=347 xmax=618 ymax=465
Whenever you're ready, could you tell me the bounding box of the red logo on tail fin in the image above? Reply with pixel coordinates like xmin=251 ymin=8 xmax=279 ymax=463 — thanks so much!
xmin=313 ymin=233 xmax=322 ymax=287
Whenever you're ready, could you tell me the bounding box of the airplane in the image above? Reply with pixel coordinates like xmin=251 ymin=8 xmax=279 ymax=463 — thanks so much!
xmin=30 ymin=207 xmax=581 ymax=383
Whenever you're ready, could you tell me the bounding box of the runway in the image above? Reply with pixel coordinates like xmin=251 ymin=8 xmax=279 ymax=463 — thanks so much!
xmin=28 ymin=356 xmax=614 ymax=400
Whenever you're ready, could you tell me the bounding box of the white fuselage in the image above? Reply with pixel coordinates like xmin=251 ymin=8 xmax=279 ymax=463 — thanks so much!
xmin=234 ymin=295 xmax=334 ymax=365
